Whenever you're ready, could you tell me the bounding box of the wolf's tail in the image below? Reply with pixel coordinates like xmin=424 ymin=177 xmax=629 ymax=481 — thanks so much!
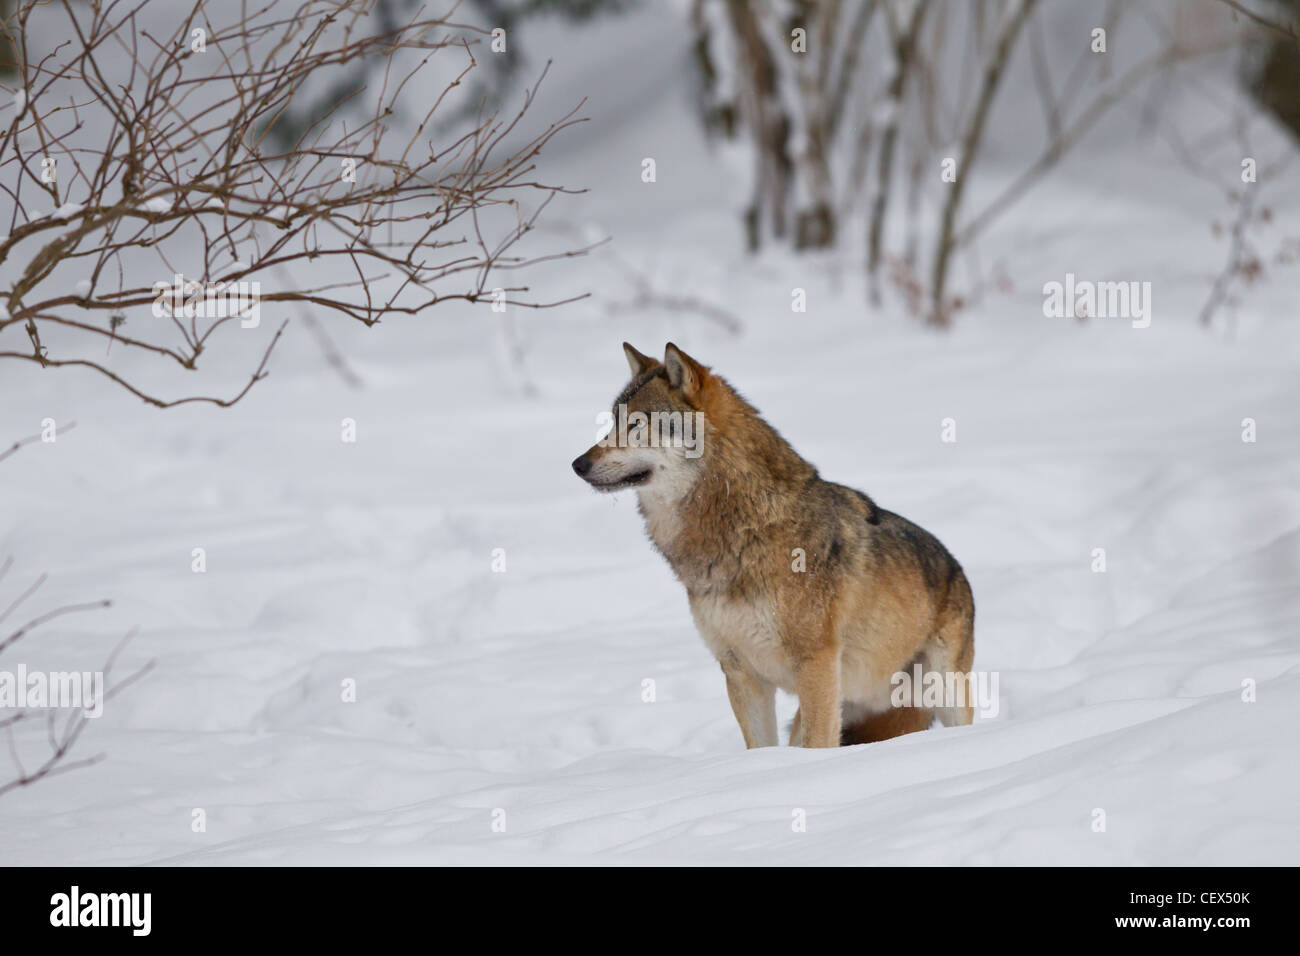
xmin=839 ymin=707 xmax=934 ymax=745
xmin=787 ymin=704 xmax=938 ymax=746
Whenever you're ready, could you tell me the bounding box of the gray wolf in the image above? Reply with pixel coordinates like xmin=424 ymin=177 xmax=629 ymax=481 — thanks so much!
xmin=572 ymin=343 xmax=975 ymax=748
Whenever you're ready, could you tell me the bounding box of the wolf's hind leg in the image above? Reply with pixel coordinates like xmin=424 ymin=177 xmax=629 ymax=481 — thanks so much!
xmin=930 ymin=571 xmax=976 ymax=728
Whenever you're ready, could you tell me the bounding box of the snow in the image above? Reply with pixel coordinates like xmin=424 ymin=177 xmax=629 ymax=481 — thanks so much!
xmin=0 ymin=3 xmax=1297 ymax=865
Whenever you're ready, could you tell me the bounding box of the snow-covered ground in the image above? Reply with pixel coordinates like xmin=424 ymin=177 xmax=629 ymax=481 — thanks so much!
xmin=2 ymin=5 xmax=1298 ymax=865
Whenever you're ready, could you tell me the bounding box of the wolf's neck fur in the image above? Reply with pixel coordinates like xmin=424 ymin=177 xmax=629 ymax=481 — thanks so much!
xmin=637 ymin=376 xmax=816 ymax=594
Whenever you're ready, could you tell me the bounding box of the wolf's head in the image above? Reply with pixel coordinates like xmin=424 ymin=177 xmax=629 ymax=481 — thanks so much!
xmin=571 ymin=342 xmax=709 ymax=494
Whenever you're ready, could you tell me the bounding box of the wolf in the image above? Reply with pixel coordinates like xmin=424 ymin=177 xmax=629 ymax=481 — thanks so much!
xmin=572 ymin=343 xmax=975 ymax=749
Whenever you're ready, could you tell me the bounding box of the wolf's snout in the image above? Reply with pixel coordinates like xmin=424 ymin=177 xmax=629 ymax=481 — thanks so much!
xmin=572 ymin=453 xmax=593 ymax=478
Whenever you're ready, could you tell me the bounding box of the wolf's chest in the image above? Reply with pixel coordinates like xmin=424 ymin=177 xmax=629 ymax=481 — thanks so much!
xmin=688 ymin=593 xmax=796 ymax=692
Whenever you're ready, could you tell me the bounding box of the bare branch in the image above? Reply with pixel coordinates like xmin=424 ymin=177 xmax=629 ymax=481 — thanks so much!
xmin=0 ymin=0 xmax=590 ymax=407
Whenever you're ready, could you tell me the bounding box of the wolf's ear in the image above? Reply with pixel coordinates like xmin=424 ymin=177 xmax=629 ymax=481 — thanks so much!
xmin=623 ymin=342 xmax=656 ymax=376
xmin=663 ymin=343 xmax=705 ymax=396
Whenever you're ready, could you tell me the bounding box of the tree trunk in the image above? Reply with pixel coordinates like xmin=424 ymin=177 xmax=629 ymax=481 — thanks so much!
xmin=929 ymin=0 xmax=1037 ymax=326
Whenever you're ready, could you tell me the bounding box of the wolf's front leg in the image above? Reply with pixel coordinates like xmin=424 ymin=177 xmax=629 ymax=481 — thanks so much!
xmin=794 ymin=648 xmax=842 ymax=747
xmin=719 ymin=653 xmax=777 ymax=748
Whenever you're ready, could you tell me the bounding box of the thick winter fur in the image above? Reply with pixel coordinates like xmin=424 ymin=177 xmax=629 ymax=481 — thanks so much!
xmin=572 ymin=343 xmax=975 ymax=748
